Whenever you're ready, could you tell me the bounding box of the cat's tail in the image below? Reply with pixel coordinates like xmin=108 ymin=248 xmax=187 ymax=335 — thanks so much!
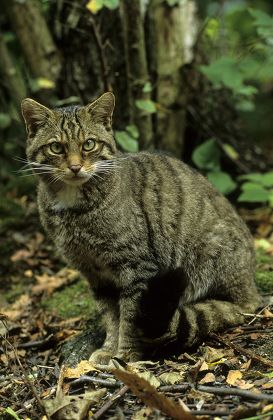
xmin=148 ymin=294 xmax=261 ymax=355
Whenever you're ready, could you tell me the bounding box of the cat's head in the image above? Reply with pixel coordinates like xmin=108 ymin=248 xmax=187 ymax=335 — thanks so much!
xmin=21 ymin=92 xmax=116 ymax=186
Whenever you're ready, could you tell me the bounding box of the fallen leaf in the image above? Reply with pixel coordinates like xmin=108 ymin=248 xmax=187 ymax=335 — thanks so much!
xmin=199 ymin=361 xmax=209 ymax=371
xmin=132 ymin=407 xmax=154 ymax=419
xmin=240 ymin=359 xmax=252 ymax=370
xmin=226 ymin=370 xmax=242 ymax=386
xmin=203 ymin=346 xmax=225 ymax=363
xmin=199 ymin=373 xmax=216 ymax=384
xmin=236 ymin=379 xmax=254 ymax=390
xmin=262 ymin=381 xmax=273 ymax=390
xmin=138 ymin=371 xmax=161 ymax=388
xmin=158 ymin=372 xmax=183 ymax=385
xmin=262 ymin=308 xmax=273 ymax=318
xmin=10 ymin=248 xmax=33 ymax=262
xmin=63 ymin=360 xmax=98 ymax=379
xmin=113 ymin=369 xmax=195 ymax=420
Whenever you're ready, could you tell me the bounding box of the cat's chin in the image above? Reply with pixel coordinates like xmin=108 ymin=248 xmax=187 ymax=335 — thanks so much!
xmin=63 ymin=176 xmax=90 ymax=186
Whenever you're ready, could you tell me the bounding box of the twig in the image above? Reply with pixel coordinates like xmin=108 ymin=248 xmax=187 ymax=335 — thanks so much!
xmin=210 ymin=333 xmax=273 ymax=369
xmin=92 ymin=385 xmax=129 ymax=419
xmin=70 ymin=375 xmax=122 ymax=388
xmin=248 ymin=305 xmax=271 ymax=325
xmin=17 ymin=334 xmax=54 ymax=349
xmin=160 ymin=384 xmax=190 ymax=392
xmin=0 ymin=333 xmax=50 ymax=419
xmin=56 ymin=365 xmax=65 ymax=399
xmin=198 ymin=385 xmax=273 ymax=402
xmin=88 ymin=15 xmax=111 ymax=92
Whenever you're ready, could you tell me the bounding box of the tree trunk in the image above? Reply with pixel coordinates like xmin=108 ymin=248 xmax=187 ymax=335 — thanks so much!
xmin=147 ymin=0 xmax=198 ymax=158
xmin=120 ymin=0 xmax=153 ymax=150
xmin=4 ymin=0 xmax=61 ymax=84
xmin=0 ymin=35 xmax=27 ymax=118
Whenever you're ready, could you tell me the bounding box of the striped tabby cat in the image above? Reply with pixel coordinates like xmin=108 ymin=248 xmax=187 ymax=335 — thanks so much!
xmin=21 ymin=92 xmax=260 ymax=363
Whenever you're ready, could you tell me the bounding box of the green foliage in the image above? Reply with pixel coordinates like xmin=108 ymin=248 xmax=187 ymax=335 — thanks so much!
xmin=192 ymin=138 xmax=220 ymax=171
xmin=135 ymin=99 xmax=157 ymax=114
xmin=207 ymin=171 xmax=237 ymax=195
xmin=0 ymin=113 xmax=12 ymax=130
xmin=200 ymin=6 xmax=273 ymax=111
xmin=238 ymin=172 xmax=273 ymax=204
xmin=192 ymin=138 xmax=237 ymax=195
xmin=115 ymin=125 xmax=139 ymax=152
xmin=86 ymin=0 xmax=119 ymax=14
xmin=5 ymin=407 xmax=21 ymax=420
xmin=165 ymin=0 xmax=180 ymax=6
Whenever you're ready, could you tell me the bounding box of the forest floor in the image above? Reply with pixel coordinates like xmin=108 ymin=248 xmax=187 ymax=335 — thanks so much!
xmin=1 ymin=195 xmax=273 ymax=420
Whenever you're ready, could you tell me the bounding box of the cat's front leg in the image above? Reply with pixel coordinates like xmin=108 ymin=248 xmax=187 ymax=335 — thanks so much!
xmin=115 ymin=292 xmax=144 ymax=362
xmin=89 ymin=300 xmax=119 ymax=365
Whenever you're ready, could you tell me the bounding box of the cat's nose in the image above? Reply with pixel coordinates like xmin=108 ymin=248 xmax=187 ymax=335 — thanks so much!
xmin=70 ymin=164 xmax=82 ymax=174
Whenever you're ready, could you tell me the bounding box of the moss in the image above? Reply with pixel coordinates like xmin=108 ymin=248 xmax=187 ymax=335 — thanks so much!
xmin=255 ymin=271 xmax=273 ymax=293
xmin=255 ymin=248 xmax=273 ymax=293
xmin=42 ymin=278 xmax=97 ymax=319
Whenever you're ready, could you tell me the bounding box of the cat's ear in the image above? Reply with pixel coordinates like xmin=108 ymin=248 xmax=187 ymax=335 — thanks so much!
xmin=21 ymin=98 xmax=54 ymax=137
xmin=85 ymin=92 xmax=115 ymax=130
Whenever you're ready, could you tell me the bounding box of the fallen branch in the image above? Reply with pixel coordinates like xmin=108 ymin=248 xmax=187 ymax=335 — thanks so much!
xmin=198 ymin=385 xmax=273 ymax=402
xmin=70 ymin=375 xmax=122 ymax=388
xmin=210 ymin=333 xmax=273 ymax=369
xmin=92 ymin=385 xmax=129 ymax=419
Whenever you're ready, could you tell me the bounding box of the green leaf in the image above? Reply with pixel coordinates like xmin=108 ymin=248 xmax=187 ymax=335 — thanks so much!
xmin=0 ymin=113 xmax=11 ymax=130
xmin=236 ymin=99 xmax=255 ymax=112
xmin=260 ymin=171 xmax=273 ymax=187
xmin=142 ymin=82 xmax=152 ymax=93
xmin=125 ymin=124 xmax=139 ymax=139
xmin=135 ymin=99 xmax=157 ymax=114
xmin=238 ymin=173 xmax=264 ymax=183
xmin=207 ymin=171 xmax=237 ymax=195
xmin=5 ymin=407 xmax=21 ymax=420
xmin=241 ymin=182 xmax=264 ymax=191
xmin=238 ymin=187 xmax=269 ymax=203
xmin=222 ymin=144 xmax=239 ymax=160
xmin=103 ymin=0 xmax=119 ymax=10
xmin=192 ymin=138 xmax=220 ymax=171
xmin=115 ymin=130 xmax=139 ymax=153
xmin=248 ymin=8 xmax=273 ymax=28
xmin=200 ymin=56 xmax=245 ymax=91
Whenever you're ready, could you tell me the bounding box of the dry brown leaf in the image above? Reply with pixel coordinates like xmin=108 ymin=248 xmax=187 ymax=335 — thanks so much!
xmin=199 ymin=373 xmax=216 ymax=384
xmin=262 ymin=381 xmax=273 ymax=390
xmin=63 ymin=360 xmax=98 ymax=379
xmin=44 ymin=388 xmax=106 ymax=419
xmin=158 ymin=372 xmax=183 ymax=385
xmin=262 ymin=308 xmax=273 ymax=318
xmin=138 ymin=371 xmax=161 ymax=388
xmin=1 ymin=294 xmax=31 ymax=321
xmin=226 ymin=370 xmax=242 ymax=386
xmin=132 ymin=407 xmax=154 ymax=419
xmin=235 ymin=379 xmax=254 ymax=390
xmin=33 ymin=268 xmax=80 ymax=295
xmin=241 ymin=359 xmax=252 ymax=371
xmin=203 ymin=346 xmax=225 ymax=363
xmin=113 ymin=369 xmax=196 ymax=420
xmin=10 ymin=248 xmax=33 ymax=262
xmin=199 ymin=361 xmax=209 ymax=371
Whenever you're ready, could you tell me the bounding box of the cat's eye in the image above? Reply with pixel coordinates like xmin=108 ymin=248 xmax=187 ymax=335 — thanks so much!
xmin=50 ymin=142 xmax=64 ymax=154
xmin=82 ymin=139 xmax=96 ymax=152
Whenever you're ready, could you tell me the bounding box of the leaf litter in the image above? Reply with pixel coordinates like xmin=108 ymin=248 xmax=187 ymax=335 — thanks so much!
xmin=0 ymin=201 xmax=273 ymax=419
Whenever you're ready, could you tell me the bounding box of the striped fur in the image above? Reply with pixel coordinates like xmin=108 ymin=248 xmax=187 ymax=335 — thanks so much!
xmin=22 ymin=93 xmax=261 ymax=363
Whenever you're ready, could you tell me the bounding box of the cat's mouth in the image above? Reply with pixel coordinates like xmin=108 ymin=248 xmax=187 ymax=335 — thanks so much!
xmin=63 ymin=172 xmax=91 ymax=185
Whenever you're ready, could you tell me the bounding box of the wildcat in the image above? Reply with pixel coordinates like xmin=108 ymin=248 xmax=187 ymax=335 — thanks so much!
xmin=21 ymin=92 xmax=260 ymax=364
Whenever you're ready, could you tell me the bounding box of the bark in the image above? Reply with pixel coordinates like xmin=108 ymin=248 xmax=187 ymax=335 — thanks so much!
xmin=0 ymin=34 xmax=27 ymax=116
xmin=147 ymin=0 xmax=198 ymax=158
xmin=52 ymin=2 xmax=128 ymax=127
xmin=120 ymin=0 xmax=153 ymax=150
xmin=4 ymin=0 xmax=61 ymax=84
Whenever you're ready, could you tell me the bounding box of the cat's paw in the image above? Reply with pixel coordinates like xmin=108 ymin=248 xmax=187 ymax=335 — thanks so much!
xmin=89 ymin=348 xmax=114 ymax=365
xmin=114 ymin=350 xmax=143 ymax=363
